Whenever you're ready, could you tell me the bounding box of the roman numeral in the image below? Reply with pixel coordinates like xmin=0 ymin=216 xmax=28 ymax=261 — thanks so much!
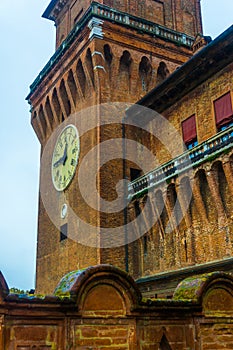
xmin=71 ymin=159 xmax=76 ymax=166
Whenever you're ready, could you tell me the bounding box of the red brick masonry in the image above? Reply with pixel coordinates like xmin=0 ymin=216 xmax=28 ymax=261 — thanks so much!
xmin=1 ymin=265 xmax=233 ymax=349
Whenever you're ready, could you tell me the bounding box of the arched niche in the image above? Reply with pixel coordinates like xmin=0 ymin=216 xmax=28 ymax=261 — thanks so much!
xmin=173 ymin=271 xmax=233 ymax=314
xmin=82 ymin=282 xmax=126 ymax=317
xmin=54 ymin=264 xmax=141 ymax=316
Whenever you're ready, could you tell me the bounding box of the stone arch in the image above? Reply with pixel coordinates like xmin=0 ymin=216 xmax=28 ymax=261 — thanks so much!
xmin=104 ymin=43 xmax=113 ymax=67
xmin=211 ymin=160 xmax=230 ymax=216
xmin=195 ymin=169 xmax=217 ymax=222
xmin=52 ymin=88 xmax=62 ymax=123
xmin=104 ymin=43 xmax=113 ymax=82
xmin=173 ymin=271 xmax=233 ymax=313
xmin=53 ymin=267 xmax=140 ymax=348
xmin=203 ymin=276 xmax=233 ymax=315
xmin=167 ymin=183 xmax=183 ymax=230
xmin=180 ymin=176 xmax=199 ymax=224
xmin=54 ymin=265 xmax=141 ymax=314
xmin=139 ymin=56 xmax=152 ymax=92
xmin=45 ymin=96 xmax=55 ymax=129
xmin=179 ymin=176 xmax=197 ymax=262
xmin=118 ymin=50 xmax=132 ymax=93
xmin=154 ymin=189 xmax=168 ymax=237
xmin=157 ymin=61 xmax=170 ymax=85
xmin=76 ymin=59 xmax=86 ymax=97
xmin=179 ymin=176 xmax=196 ymax=222
xmin=162 ymin=185 xmax=177 ymax=267
xmin=67 ymin=69 xmax=78 ymax=107
xmin=85 ymin=48 xmax=95 ymax=87
xmin=59 ymin=79 xmax=71 ymax=117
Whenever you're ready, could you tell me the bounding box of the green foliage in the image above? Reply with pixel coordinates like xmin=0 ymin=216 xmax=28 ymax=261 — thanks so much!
xmin=9 ymin=287 xmax=32 ymax=295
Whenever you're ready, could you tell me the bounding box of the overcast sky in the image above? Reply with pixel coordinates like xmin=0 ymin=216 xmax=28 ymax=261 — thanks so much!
xmin=0 ymin=1 xmax=232 ymax=291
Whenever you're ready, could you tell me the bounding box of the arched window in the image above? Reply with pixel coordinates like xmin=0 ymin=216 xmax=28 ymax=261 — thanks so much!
xmin=212 ymin=161 xmax=230 ymax=216
xmin=195 ymin=169 xmax=217 ymax=222
xmin=76 ymin=59 xmax=86 ymax=96
xmin=167 ymin=183 xmax=182 ymax=229
xmin=104 ymin=44 xmax=113 ymax=66
xmin=157 ymin=61 xmax=170 ymax=84
xmin=139 ymin=56 xmax=152 ymax=91
xmin=119 ymin=50 xmax=132 ymax=92
xmin=52 ymin=88 xmax=62 ymax=122
xmin=59 ymin=79 xmax=71 ymax=116
xmin=67 ymin=69 xmax=78 ymax=105
xmin=85 ymin=48 xmax=95 ymax=86
xmin=45 ymin=97 xmax=54 ymax=129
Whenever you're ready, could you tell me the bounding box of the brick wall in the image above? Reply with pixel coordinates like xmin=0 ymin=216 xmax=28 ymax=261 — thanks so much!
xmin=1 ymin=266 xmax=233 ymax=349
xmin=52 ymin=0 xmax=202 ymax=47
xmin=124 ymin=57 xmax=233 ymax=282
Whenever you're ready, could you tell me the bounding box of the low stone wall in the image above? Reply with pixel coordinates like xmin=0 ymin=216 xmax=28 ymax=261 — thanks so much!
xmin=0 ymin=265 xmax=233 ymax=349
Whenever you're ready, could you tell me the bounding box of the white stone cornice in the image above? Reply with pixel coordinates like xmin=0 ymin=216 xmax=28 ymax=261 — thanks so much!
xmin=88 ymin=17 xmax=104 ymax=40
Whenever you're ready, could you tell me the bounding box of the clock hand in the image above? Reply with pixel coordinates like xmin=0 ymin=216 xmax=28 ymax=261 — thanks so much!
xmin=62 ymin=143 xmax=68 ymax=165
xmin=53 ymin=156 xmax=64 ymax=168
xmin=53 ymin=143 xmax=68 ymax=168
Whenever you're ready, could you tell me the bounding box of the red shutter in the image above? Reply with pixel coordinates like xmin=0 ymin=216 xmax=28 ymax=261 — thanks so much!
xmin=214 ymin=92 xmax=233 ymax=127
xmin=182 ymin=115 xmax=197 ymax=144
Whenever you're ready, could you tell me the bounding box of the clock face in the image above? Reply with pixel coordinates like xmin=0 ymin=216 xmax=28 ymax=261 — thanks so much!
xmin=51 ymin=124 xmax=80 ymax=191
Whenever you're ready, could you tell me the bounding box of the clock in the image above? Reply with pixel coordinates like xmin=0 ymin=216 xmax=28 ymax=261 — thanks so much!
xmin=51 ymin=124 xmax=80 ymax=191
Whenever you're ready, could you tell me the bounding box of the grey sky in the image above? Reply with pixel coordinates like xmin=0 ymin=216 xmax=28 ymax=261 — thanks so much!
xmin=0 ymin=1 xmax=232 ymax=290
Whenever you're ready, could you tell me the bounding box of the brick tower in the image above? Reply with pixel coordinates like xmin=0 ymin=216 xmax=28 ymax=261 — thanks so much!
xmin=27 ymin=0 xmax=203 ymax=294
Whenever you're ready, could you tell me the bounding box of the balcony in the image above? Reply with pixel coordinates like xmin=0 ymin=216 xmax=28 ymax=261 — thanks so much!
xmin=128 ymin=126 xmax=233 ymax=199
xmin=92 ymin=2 xmax=194 ymax=47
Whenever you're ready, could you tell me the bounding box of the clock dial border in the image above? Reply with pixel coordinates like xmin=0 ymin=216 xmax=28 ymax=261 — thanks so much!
xmin=51 ymin=124 xmax=80 ymax=192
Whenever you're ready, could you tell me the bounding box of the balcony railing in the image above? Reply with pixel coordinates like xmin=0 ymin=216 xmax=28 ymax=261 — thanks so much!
xmin=27 ymin=2 xmax=194 ymax=98
xmin=128 ymin=126 xmax=233 ymax=199
xmin=91 ymin=2 xmax=194 ymax=47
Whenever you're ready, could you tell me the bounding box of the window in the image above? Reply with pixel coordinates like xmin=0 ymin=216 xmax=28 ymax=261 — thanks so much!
xmin=214 ymin=92 xmax=233 ymax=131
xmin=60 ymin=223 xmax=68 ymax=241
xmin=130 ymin=168 xmax=142 ymax=181
xmin=182 ymin=114 xmax=197 ymax=149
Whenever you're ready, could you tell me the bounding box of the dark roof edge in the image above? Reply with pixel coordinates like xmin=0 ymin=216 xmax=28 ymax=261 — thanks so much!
xmin=127 ymin=24 xmax=233 ymax=117
xmin=42 ymin=0 xmax=60 ymax=20
xmin=136 ymin=257 xmax=233 ymax=285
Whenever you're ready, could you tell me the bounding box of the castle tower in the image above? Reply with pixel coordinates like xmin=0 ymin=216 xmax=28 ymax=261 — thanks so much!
xmin=27 ymin=0 xmax=203 ymax=294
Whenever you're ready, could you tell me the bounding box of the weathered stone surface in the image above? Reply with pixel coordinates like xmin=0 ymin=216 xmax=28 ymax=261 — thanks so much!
xmin=1 ymin=266 xmax=233 ymax=349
